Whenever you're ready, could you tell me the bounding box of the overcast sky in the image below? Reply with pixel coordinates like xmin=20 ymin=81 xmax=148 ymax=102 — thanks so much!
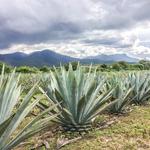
xmin=0 ymin=0 xmax=150 ymax=59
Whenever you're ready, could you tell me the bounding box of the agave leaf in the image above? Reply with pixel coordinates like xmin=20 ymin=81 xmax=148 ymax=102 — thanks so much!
xmin=0 ymin=84 xmax=39 ymax=148
xmin=128 ymin=72 xmax=150 ymax=104
xmin=0 ymin=66 xmax=58 ymax=150
xmin=0 ymin=115 xmax=14 ymax=135
xmin=4 ymin=114 xmax=58 ymax=150
xmin=4 ymin=104 xmax=59 ymax=149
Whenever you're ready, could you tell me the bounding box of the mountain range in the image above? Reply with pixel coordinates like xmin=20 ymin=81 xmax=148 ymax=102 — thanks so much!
xmin=0 ymin=50 xmax=139 ymax=67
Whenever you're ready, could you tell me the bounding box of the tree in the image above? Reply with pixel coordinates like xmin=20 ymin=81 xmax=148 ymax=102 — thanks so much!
xmin=132 ymin=64 xmax=144 ymax=70
xmin=97 ymin=64 xmax=108 ymax=72
xmin=139 ymin=60 xmax=150 ymax=70
xmin=101 ymin=64 xmax=108 ymax=69
xmin=112 ymin=63 xmax=121 ymax=71
xmin=40 ymin=66 xmax=50 ymax=72
xmin=16 ymin=66 xmax=38 ymax=73
xmin=118 ymin=61 xmax=128 ymax=69
xmin=139 ymin=60 xmax=149 ymax=64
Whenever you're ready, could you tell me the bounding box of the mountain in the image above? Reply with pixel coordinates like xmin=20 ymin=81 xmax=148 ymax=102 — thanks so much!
xmin=0 ymin=50 xmax=79 ymax=67
xmin=85 ymin=54 xmax=138 ymax=63
xmin=0 ymin=50 xmax=138 ymax=67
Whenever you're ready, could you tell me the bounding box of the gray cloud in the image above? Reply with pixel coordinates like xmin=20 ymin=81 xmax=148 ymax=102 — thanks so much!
xmin=0 ymin=22 xmax=83 ymax=49
xmin=93 ymin=0 xmax=150 ymax=30
xmin=82 ymin=38 xmax=119 ymax=46
xmin=0 ymin=0 xmax=93 ymax=49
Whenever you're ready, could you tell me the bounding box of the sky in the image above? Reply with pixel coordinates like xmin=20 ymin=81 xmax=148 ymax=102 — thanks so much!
xmin=0 ymin=0 xmax=150 ymax=59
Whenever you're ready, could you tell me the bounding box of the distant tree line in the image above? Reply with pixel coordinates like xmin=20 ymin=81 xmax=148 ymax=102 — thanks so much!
xmin=1 ymin=60 xmax=150 ymax=73
xmin=96 ymin=60 xmax=150 ymax=72
xmin=0 ymin=62 xmax=52 ymax=73
xmin=64 ymin=60 xmax=150 ymax=72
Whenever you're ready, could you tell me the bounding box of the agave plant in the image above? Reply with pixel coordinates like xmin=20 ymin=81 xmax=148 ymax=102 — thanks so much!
xmin=41 ymin=64 xmax=114 ymax=131
xmin=127 ymin=72 xmax=150 ymax=104
xmin=106 ymin=80 xmax=133 ymax=114
xmin=101 ymin=74 xmax=133 ymax=114
xmin=0 ymin=66 xmax=58 ymax=150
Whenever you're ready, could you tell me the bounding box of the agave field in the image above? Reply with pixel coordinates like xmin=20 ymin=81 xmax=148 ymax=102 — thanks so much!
xmin=0 ymin=64 xmax=150 ymax=150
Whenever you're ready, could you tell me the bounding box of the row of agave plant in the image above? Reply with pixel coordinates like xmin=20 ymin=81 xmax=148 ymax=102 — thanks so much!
xmin=41 ymin=65 xmax=150 ymax=131
xmin=0 ymin=64 xmax=150 ymax=149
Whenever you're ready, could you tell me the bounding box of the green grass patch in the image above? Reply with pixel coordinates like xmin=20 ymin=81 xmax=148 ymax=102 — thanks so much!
xmin=15 ymin=104 xmax=150 ymax=150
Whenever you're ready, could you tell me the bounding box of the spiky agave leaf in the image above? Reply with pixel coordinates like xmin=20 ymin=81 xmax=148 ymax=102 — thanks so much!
xmin=103 ymin=73 xmax=133 ymax=114
xmin=0 ymin=66 xmax=21 ymax=125
xmin=0 ymin=66 xmax=58 ymax=150
xmin=41 ymin=64 xmax=114 ymax=131
xmin=127 ymin=72 xmax=150 ymax=104
xmin=108 ymin=83 xmax=133 ymax=114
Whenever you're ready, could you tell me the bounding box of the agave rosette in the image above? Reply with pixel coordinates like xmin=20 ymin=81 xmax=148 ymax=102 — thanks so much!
xmin=41 ymin=64 xmax=114 ymax=131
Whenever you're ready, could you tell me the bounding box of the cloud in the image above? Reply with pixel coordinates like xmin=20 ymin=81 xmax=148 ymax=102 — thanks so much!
xmin=0 ymin=0 xmax=95 ymax=48
xmin=96 ymin=0 xmax=150 ymax=30
xmin=0 ymin=0 xmax=150 ymax=59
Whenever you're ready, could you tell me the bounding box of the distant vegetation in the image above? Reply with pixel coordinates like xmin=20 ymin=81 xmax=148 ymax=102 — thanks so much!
xmin=1 ymin=60 xmax=150 ymax=73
